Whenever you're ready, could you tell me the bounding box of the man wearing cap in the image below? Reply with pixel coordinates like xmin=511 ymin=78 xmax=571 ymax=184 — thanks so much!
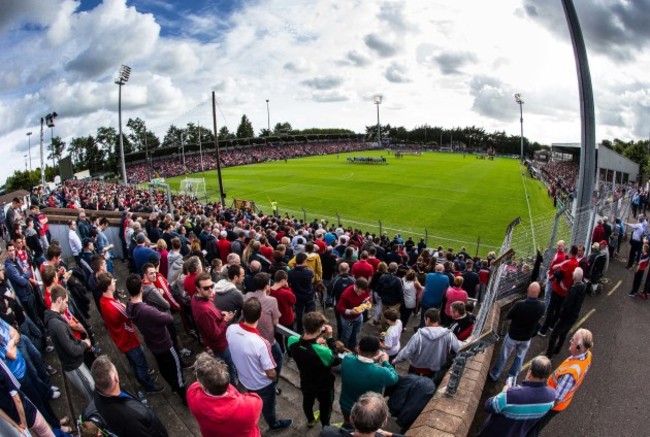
xmin=133 ymin=233 xmax=160 ymax=274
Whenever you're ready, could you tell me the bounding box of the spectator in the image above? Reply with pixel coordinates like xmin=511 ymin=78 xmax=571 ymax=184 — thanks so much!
xmin=288 ymin=253 xmax=315 ymax=334
xmin=68 ymin=219 xmax=82 ymax=265
xmin=339 ymin=335 xmax=398 ymax=421
xmin=226 ymin=298 xmax=292 ymax=431
xmin=461 ymin=259 xmax=480 ymax=299
xmin=448 ymin=301 xmax=475 ymax=341
xmin=133 ymin=233 xmax=159 ymax=275
xmin=545 ymin=268 xmax=587 ymax=358
xmin=350 ymin=251 xmax=374 ymax=282
xmin=420 ymin=264 xmax=449 ymax=328
xmin=375 ymin=263 xmax=404 ymax=329
xmin=400 ymin=270 xmax=422 ymax=327
xmin=187 ymin=352 xmax=262 ymax=437
xmin=328 ymin=262 xmax=355 ymax=339
xmin=269 ymin=270 xmax=297 ymax=350
xmin=393 ymin=308 xmax=465 ymax=384
xmin=532 ymin=329 xmax=593 ymax=435
xmin=379 ymin=308 xmax=402 ymax=362
xmin=442 ymin=276 xmax=468 ymax=327
xmin=287 ymin=312 xmax=340 ymax=428
xmin=322 ymin=392 xmax=404 ymax=437
xmin=126 ymin=274 xmax=187 ymax=404
xmin=45 ymin=285 xmax=94 ymax=402
xmin=191 ymin=272 xmax=237 ymax=383
xmin=479 ymin=355 xmax=556 ymax=437
xmin=91 ymin=355 xmax=168 ymax=437
xmin=213 ymin=264 xmax=245 ymax=318
xmin=243 ymin=273 xmax=283 ymax=377
xmin=336 ymin=278 xmax=371 ymax=350
xmin=539 ymin=245 xmax=579 ymax=337
xmin=490 ymin=282 xmax=545 ymax=382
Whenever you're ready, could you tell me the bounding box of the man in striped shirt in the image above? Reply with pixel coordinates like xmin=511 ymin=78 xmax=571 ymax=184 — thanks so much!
xmin=479 ymin=355 xmax=556 ymax=437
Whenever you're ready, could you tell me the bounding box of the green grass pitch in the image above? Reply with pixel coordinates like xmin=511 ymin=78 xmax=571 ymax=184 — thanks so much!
xmin=166 ymin=151 xmax=557 ymax=255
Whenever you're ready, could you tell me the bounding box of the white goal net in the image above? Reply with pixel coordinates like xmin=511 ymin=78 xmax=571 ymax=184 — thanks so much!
xmin=179 ymin=178 xmax=206 ymax=197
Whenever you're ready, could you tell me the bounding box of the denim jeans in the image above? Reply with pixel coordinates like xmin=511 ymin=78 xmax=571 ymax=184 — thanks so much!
xmin=216 ymin=348 xmax=238 ymax=386
xmin=271 ymin=341 xmax=283 ymax=378
xmin=341 ymin=315 xmax=363 ymax=350
xmin=295 ymin=300 xmax=316 ymax=334
xmin=251 ymin=381 xmax=277 ymax=427
xmin=18 ymin=336 xmax=51 ymax=387
xmin=489 ymin=334 xmax=531 ymax=381
xmin=125 ymin=346 xmax=157 ymax=391
xmin=543 ymin=279 xmax=553 ymax=311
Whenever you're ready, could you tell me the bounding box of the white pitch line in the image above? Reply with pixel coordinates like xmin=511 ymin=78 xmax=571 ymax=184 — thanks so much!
xmin=607 ymin=280 xmax=622 ymax=296
xmin=519 ymin=164 xmax=537 ymax=254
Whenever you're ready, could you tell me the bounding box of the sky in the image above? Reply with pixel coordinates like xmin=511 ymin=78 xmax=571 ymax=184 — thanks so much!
xmin=1 ymin=0 xmax=649 ymax=185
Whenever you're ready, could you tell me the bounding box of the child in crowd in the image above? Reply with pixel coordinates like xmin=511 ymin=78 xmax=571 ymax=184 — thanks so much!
xmin=379 ymin=308 xmax=403 ymax=363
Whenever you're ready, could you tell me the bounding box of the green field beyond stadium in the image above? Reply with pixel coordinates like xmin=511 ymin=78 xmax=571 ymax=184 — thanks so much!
xmin=167 ymin=151 xmax=555 ymax=254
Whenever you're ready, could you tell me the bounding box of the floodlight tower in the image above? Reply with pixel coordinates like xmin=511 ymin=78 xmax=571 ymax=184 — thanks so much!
xmin=514 ymin=93 xmax=524 ymax=160
xmin=374 ymin=95 xmax=382 ymax=146
xmin=40 ymin=112 xmax=57 ymax=186
xmin=115 ymin=64 xmax=131 ymax=185
xmin=26 ymin=132 xmax=32 ymax=171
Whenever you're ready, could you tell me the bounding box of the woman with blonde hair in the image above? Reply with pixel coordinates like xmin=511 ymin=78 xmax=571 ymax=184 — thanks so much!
xmin=156 ymin=239 xmax=169 ymax=278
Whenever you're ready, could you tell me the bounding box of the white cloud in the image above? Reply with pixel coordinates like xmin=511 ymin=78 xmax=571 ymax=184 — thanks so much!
xmin=0 ymin=0 xmax=648 ymax=184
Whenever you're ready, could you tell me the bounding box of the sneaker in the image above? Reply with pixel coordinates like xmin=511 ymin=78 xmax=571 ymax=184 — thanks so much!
xmin=147 ymin=368 xmax=157 ymax=376
xmin=51 ymin=386 xmax=59 ymax=391
xmin=269 ymin=419 xmax=292 ymax=431
xmin=45 ymin=345 xmax=55 ymax=353
xmin=46 ymin=365 xmax=58 ymax=375
xmin=146 ymin=384 xmax=165 ymax=395
xmin=275 ymin=387 xmax=282 ymax=396
xmin=628 ymin=292 xmax=637 ymax=297
xmin=179 ymin=348 xmax=193 ymax=358
xmin=537 ymin=330 xmax=547 ymax=337
xmin=51 ymin=390 xmax=61 ymax=400
xmin=307 ymin=410 xmax=320 ymax=428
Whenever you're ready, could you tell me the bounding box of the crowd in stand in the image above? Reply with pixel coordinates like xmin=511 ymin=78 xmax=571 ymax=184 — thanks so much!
xmin=0 ymin=175 xmax=598 ymax=436
xmin=126 ymin=141 xmax=370 ymax=184
xmin=541 ymin=160 xmax=579 ymax=196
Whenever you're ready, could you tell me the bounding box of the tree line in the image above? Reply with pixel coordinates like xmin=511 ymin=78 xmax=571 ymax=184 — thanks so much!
xmin=4 ymin=113 xmax=648 ymax=192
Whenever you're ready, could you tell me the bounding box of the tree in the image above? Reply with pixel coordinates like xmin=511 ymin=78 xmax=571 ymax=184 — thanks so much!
xmin=236 ymin=115 xmax=254 ymax=139
xmin=162 ymin=125 xmax=184 ymax=149
xmin=47 ymin=137 xmax=66 ymax=168
xmin=259 ymin=128 xmax=271 ymax=137
xmin=272 ymin=122 xmax=293 ymax=136
xmin=218 ymin=126 xmax=235 ymax=140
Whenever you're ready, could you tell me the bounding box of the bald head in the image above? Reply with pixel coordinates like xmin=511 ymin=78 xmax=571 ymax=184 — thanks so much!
xmin=573 ymin=267 xmax=584 ymax=282
xmin=435 ymin=264 xmax=444 ymax=272
xmin=528 ymin=355 xmax=552 ymax=380
xmin=339 ymin=262 xmax=350 ymax=274
xmin=526 ymin=281 xmax=541 ymax=298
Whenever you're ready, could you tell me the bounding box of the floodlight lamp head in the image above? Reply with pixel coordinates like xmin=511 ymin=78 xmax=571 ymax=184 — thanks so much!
xmin=45 ymin=112 xmax=57 ymax=128
xmin=374 ymin=95 xmax=383 ymax=104
xmin=116 ymin=64 xmax=131 ymax=84
xmin=514 ymin=93 xmax=523 ymax=104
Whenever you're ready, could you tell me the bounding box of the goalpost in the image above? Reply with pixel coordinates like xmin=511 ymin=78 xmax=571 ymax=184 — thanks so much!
xmin=179 ymin=177 xmax=206 ymax=197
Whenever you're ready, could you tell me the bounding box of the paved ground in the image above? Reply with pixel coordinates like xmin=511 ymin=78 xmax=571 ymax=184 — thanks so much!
xmin=470 ymin=241 xmax=648 ymax=437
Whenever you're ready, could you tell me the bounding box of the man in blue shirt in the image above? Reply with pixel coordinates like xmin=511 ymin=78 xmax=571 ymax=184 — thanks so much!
xmin=479 ymin=355 xmax=556 ymax=437
xmin=133 ymin=233 xmax=160 ymax=274
xmin=420 ymin=264 xmax=449 ymax=328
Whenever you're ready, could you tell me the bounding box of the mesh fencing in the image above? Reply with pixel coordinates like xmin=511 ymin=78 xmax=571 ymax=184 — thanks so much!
xmin=471 ymin=190 xmax=632 ymax=338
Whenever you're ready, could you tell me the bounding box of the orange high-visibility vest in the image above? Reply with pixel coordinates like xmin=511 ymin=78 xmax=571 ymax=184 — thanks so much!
xmin=547 ymin=350 xmax=592 ymax=411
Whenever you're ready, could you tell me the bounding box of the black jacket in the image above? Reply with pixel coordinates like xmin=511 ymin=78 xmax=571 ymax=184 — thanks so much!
xmin=93 ymin=390 xmax=168 ymax=437
xmin=559 ymin=281 xmax=587 ymax=321
xmin=44 ymin=309 xmax=88 ymax=371
xmin=287 ymin=265 xmax=314 ymax=303
xmin=376 ymin=273 xmax=404 ymax=306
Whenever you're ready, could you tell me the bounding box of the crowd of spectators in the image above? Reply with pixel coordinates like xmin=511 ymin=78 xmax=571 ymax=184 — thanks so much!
xmin=126 ymin=141 xmax=370 ymax=184
xmin=2 ymin=177 xmax=510 ymax=436
xmin=541 ymin=160 xmax=579 ymax=196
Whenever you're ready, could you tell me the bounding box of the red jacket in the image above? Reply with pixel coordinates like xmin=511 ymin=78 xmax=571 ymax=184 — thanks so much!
xmin=100 ymin=295 xmax=141 ymax=353
xmin=191 ymin=295 xmax=228 ymax=353
xmin=269 ymin=286 xmax=296 ymax=327
xmin=218 ymin=238 xmax=232 ymax=264
xmin=187 ymin=383 xmax=262 ymax=437
xmin=351 ymin=260 xmax=374 ymax=281
xmin=336 ymin=285 xmax=370 ymax=320
xmin=553 ymin=256 xmax=579 ymax=297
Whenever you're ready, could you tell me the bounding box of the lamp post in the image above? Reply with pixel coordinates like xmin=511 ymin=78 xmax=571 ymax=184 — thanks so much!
xmin=514 ymin=93 xmax=524 ymax=160
xmin=26 ymin=132 xmax=32 ymax=171
xmin=266 ymin=99 xmax=270 ymax=134
xmin=115 ymin=64 xmax=131 ymax=185
xmin=374 ymin=95 xmax=382 ymax=146
xmin=40 ymin=112 xmax=57 ymax=187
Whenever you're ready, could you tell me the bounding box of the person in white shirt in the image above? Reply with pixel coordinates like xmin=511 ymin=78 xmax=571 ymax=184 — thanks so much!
xmin=380 ymin=308 xmax=403 ymax=362
xmin=226 ymin=297 xmax=292 ymax=432
xmin=68 ymin=219 xmax=82 ymax=265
